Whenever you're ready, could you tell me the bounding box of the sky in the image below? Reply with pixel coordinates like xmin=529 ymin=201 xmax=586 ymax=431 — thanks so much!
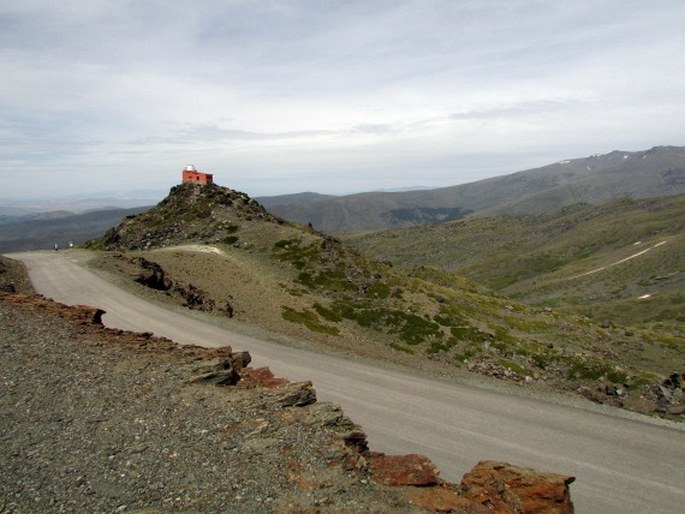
xmin=1 ymin=0 xmax=684 ymax=203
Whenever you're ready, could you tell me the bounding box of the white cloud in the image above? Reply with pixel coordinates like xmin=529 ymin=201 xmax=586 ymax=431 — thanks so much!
xmin=1 ymin=0 xmax=684 ymax=200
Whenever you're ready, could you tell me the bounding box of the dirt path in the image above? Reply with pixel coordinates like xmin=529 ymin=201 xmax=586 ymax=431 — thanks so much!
xmin=567 ymin=239 xmax=668 ymax=280
xmin=11 ymin=250 xmax=685 ymax=514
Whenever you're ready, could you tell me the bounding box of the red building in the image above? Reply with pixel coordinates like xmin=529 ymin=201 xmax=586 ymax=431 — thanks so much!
xmin=182 ymin=165 xmax=213 ymax=184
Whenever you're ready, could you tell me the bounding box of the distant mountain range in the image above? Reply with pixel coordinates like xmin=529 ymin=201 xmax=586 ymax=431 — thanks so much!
xmin=0 ymin=206 xmax=150 ymax=253
xmin=261 ymin=145 xmax=685 ymax=232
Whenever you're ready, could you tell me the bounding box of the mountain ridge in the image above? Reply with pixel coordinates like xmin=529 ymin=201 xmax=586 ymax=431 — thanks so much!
xmin=0 ymin=206 xmax=150 ymax=253
xmin=263 ymin=145 xmax=685 ymax=232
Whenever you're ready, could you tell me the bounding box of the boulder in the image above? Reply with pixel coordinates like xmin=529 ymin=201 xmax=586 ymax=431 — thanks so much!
xmin=134 ymin=258 xmax=171 ymax=291
xmin=460 ymin=461 xmax=575 ymax=513
xmin=367 ymin=452 xmax=440 ymax=486
xmin=189 ymin=359 xmax=241 ymax=386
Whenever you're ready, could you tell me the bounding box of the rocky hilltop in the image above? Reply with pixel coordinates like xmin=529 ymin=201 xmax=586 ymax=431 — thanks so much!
xmin=0 ymin=268 xmax=576 ymax=512
xmin=93 ymin=182 xmax=282 ymax=252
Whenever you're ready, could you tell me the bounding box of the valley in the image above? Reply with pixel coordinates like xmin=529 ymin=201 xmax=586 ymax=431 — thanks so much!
xmin=343 ymin=195 xmax=685 ymax=338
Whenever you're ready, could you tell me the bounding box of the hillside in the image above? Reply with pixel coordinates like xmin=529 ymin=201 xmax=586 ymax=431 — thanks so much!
xmin=343 ymin=195 xmax=685 ymax=335
xmin=0 ymin=206 xmax=149 ymax=253
xmin=265 ymin=145 xmax=685 ymax=232
xmin=85 ymin=181 xmax=685 ymax=418
xmin=256 ymin=191 xmax=338 ymax=209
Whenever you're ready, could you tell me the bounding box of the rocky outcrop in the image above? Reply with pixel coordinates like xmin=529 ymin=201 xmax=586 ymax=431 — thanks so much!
xmin=90 ymin=182 xmax=283 ymax=252
xmin=0 ymin=255 xmax=34 ymax=294
xmin=1 ymin=292 xmax=576 ymax=512
xmin=655 ymin=371 xmax=685 ymax=415
xmin=133 ymin=257 xmax=171 ymax=290
xmin=128 ymin=256 xmax=235 ymax=317
xmin=368 ymin=452 xmax=441 ymax=486
xmin=460 ymin=461 xmax=575 ymax=514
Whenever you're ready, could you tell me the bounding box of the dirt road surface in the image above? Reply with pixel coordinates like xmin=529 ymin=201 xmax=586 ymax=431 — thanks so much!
xmin=11 ymin=250 xmax=685 ymax=513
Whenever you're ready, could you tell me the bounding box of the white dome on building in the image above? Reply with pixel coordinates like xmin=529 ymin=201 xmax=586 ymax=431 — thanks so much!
xmin=184 ymin=164 xmax=196 ymax=171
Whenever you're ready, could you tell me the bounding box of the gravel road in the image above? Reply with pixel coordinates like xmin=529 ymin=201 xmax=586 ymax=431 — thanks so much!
xmin=13 ymin=250 xmax=685 ymax=513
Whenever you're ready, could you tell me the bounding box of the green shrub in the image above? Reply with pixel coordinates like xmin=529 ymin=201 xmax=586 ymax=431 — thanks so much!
xmin=390 ymin=343 xmax=415 ymax=355
xmin=427 ymin=338 xmax=459 ymax=354
xmin=367 ymin=281 xmax=391 ymax=298
xmin=274 ymin=239 xmax=295 ymax=248
xmin=281 ymin=306 xmax=340 ymax=336
xmin=313 ymin=303 xmax=343 ymax=322
xmin=330 ymin=301 xmax=442 ymax=346
xmin=449 ymin=324 xmax=486 ymax=342
xmin=566 ymin=356 xmax=627 ymax=383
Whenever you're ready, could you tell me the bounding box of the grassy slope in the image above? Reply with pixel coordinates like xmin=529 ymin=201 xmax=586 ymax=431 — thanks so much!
xmin=343 ymin=196 xmax=685 ymax=335
xmin=87 ymin=184 xmax=684 ymax=415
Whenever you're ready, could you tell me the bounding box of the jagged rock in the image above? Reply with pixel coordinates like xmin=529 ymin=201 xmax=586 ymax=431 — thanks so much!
xmin=342 ymin=430 xmax=369 ymax=454
xmin=406 ymin=486 xmax=490 ymax=513
xmin=189 ymin=359 xmax=241 ymax=386
xmin=190 ymin=368 xmax=240 ymax=386
xmin=231 ymin=351 xmax=251 ymax=368
xmin=658 ymin=385 xmax=673 ymax=403
xmin=134 ymin=258 xmax=171 ymax=291
xmin=126 ymin=256 xmax=235 ymax=318
xmin=244 ymin=378 xmax=317 ymax=407
xmin=2 ymin=292 xmax=579 ymax=512
xmin=273 ymin=381 xmax=317 ymax=407
xmin=460 ymin=461 xmax=575 ymax=514
xmin=663 ymin=372 xmax=683 ymax=390
xmin=367 ymin=452 xmax=440 ymax=486
xmin=240 ymin=366 xmax=289 ymax=388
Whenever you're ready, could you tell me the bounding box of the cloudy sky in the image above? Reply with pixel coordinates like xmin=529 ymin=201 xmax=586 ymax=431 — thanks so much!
xmin=1 ymin=0 xmax=684 ymax=202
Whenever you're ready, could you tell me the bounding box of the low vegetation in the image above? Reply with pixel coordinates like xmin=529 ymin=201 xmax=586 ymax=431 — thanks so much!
xmin=344 ymin=195 xmax=685 ymax=336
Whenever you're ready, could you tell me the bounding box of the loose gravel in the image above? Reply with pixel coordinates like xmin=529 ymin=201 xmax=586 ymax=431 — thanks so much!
xmin=0 ymin=297 xmax=422 ymax=513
